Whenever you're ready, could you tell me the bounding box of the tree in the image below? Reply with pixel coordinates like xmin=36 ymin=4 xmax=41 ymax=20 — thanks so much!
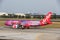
xmin=53 ymin=13 xmax=56 ymax=19
xmin=25 ymin=14 xmax=31 ymax=18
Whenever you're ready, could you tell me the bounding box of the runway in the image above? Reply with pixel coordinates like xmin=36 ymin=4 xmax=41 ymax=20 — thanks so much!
xmin=0 ymin=27 xmax=60 ymax=40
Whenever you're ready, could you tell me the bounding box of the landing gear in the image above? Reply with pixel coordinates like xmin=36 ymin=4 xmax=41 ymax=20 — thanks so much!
xmin=26 ymin=27 xmax=30 ymax=29
xmin=21 ymin=26 xmax=30 ymax=29
xmin=21 ymin=25 xmax=25 ymax=29
xmin=12 ymin=24 xmax=30 ymax=29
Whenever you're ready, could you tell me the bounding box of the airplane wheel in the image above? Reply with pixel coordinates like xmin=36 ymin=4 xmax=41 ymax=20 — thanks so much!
xmin=21 ymin=26 xmax=25 ymax=29
xmin=21 ymin=26 xmax=30 ymax=29
xmin=25 ymin=26 xmax=30 ymax=29
xmin=26 ymin=27 xmax=30 ymax=29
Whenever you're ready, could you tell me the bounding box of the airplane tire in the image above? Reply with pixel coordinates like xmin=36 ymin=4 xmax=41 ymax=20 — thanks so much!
xmin=27 ymin=27 xmax=30 ymax=29
xmin=25 ymin=26 xmax=30 ymax=29
xmin=19 ymin=25 xmax=30 ymax=29
xmin=21 ymin=26 xmax=25 ymax=29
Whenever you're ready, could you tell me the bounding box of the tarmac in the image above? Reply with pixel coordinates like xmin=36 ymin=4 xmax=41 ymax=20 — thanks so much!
xmin=0 ymin=27 xmax=60 ymax=40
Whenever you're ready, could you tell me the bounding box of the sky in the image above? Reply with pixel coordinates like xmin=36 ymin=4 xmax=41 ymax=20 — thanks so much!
xmin=0 ymin=0 xmax=60 ymax=14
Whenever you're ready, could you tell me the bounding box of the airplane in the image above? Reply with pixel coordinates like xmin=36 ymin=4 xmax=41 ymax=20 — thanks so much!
xmin=5 ymin=12 xmax=52 ymax=29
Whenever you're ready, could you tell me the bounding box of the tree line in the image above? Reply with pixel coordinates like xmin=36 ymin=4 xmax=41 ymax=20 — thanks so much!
xmin=0 ymin=13 xmax=59 ymax=19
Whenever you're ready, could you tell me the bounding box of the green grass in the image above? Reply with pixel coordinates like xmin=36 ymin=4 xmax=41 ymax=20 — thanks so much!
xmin=40 ymin=22 xmax=60 ymax=28
xmin=0 ymin=21 xmax=5 ymax=26
xmin=0 ymin=18 xmax=41 ymax=21
xmin=0 ymin=18 xmax=60 ymax=21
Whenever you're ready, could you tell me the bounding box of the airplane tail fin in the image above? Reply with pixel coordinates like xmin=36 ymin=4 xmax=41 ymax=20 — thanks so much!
xmin=40 ymin=12 xmax=52 ymax=26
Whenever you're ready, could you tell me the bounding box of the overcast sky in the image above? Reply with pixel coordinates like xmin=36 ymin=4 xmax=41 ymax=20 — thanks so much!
xmin=0 ymin=0 xmax=60 ymax=14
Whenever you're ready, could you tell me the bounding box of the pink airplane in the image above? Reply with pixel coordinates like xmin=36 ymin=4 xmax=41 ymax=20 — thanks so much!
xmin=5 ymin=12 xmax=52 ymax=29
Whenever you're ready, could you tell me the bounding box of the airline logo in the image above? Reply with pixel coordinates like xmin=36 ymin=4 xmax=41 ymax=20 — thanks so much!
xmin=42 ymin=12 xmax=52 ymax=24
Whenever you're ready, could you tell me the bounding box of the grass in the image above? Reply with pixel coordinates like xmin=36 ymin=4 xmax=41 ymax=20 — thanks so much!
xmin=0 ymin=21 xmax=5 ymax=26
xmin=40 ymin=22 xmax=60 ymax=28
xmin=0 ymin=18 xmax=41 ymax=21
